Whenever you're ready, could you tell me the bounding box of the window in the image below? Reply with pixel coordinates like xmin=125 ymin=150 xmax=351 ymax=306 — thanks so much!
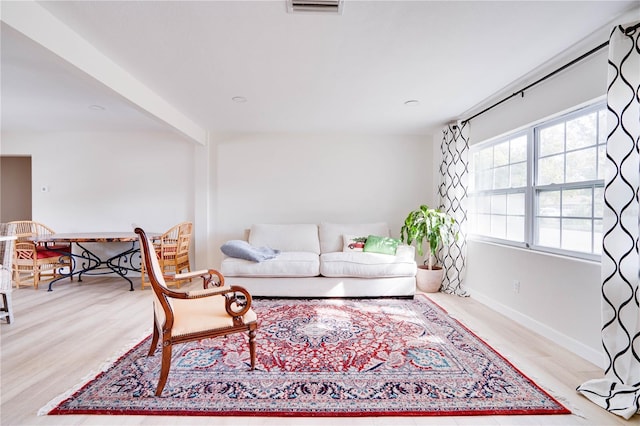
xmin=468 ymin=102 xmax=606 ymax=260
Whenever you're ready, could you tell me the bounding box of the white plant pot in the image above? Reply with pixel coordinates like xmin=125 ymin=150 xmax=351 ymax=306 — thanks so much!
xmin=416 ymin=265 xmax=443 ymax=293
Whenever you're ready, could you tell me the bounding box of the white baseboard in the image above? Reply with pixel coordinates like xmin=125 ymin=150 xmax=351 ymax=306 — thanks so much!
xmin=469 ymin=290 xmax=606 ymax=369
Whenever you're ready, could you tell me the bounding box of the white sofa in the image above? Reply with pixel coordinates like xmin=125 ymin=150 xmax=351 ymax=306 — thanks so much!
xmin=220 ymin=223 xmax=417 ymax=298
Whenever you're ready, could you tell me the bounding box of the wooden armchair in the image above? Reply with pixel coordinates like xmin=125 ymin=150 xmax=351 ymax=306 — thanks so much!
xmin=8 ymin=221 xmax=72 ymax=289
xmin=141 ymin=221 xmax=193 ymax=289
xmin=135 ymin=227 xmax=258 ymax=397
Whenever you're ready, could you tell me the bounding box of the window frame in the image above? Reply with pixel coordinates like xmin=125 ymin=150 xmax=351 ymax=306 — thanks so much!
xmin=467 ymin=101 xmax=605 ymax=262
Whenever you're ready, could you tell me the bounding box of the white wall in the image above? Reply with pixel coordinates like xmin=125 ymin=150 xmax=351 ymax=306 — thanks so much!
xmin=455 ymin=46 xmax=610 ymax=366
xmin=1 ymin=130 xmax=434 ymax=272
xmin=212 ymin=133 xmax=433 ymax=266
xmin=1 ymin=131 xmax=197 ymax=266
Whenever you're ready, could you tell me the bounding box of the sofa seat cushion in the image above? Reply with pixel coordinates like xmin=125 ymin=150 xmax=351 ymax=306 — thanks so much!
xmin=221 ymin=252 xmax=320 ymax=277
xmin=320 ymin=246 xmax=417 ymax=278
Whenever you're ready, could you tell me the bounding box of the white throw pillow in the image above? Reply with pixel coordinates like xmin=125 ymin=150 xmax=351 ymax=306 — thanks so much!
xmin=342 ymin=234 xmax=367 ymax=252
xmin=220 ymin=240 xmax=279 ymax=262
xmin=319 ymin=222 xmax=389 ymax=253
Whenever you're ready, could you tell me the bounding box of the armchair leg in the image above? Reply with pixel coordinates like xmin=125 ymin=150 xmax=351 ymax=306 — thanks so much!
xmin=156 ymin=343 xmax=173 ymax=397
xmin=148 ymin=323 xmax=160 ymax=356
xmin=248 ymin=326 xmax=257 ymax=370
xmin=0 ymin=293 xmax=13 ymax=324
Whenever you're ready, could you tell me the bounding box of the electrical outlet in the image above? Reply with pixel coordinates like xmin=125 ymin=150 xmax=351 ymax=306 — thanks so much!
xmin=512 ymin=280 xmax=520 ymax=294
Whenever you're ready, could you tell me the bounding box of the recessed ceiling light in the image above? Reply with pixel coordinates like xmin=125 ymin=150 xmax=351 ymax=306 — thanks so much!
xmin=88 ymin=104 xmax=105 ymax=111
xmin=232 ymin=96 xmax=247 ymax=103
xmin=404 ymin=100 xmax=420 ymax=106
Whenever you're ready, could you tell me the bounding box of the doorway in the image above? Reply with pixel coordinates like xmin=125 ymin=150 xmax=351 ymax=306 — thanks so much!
xmin=1 ymin=156 xmax=32 ymax=222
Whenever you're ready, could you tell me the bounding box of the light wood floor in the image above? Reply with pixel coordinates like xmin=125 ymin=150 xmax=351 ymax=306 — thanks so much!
xmin=0 ymin=276 xmax=631 ymax=425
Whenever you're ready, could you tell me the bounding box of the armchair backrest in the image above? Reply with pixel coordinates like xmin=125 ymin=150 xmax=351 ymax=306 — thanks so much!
xmin=136 ymin=227 xmax=173 ymax=329
xmin=8 ymin=221 xmax=55 ymax=242
xmin=175 ymin=221 xmax=192 ymax=263
xmin=0 ymin=224 xmax=15 ymax=292
xmin=159 ymin=221 xmax=192 ymax=259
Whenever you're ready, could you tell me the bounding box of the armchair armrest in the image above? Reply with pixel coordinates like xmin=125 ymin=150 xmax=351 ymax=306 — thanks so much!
xmin=14 ymin=241 xmax=37 ymax=260
xmin=163 ymin=268 xmax=225 ymax=288
xmin=182 ymin=284 xmax=254 ymax=321
xmin=185 ymin=286 xmax=231 ymax=298
xmin=224 ymin=285 xmax=253 ymax=318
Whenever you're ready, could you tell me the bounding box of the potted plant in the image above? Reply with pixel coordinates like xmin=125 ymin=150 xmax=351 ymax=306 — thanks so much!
xmin=400 ymin=205 xmax=458 ymax=292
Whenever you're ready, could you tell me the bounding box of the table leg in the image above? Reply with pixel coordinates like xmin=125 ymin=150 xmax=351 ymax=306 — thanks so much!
xmin=47 ymin=242 xmax=99 ymax=291
xmin=47 ymin=242 xmax=141 ymax=291
xmin=75 ymin=242 xmax=102 ymax=281
xmin=105 ymin=242 xmax=140 ymax=291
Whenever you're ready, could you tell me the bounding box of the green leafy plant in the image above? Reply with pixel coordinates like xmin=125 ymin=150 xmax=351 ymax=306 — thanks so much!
xmin=400 ymin=204 xmax=458 ymax=269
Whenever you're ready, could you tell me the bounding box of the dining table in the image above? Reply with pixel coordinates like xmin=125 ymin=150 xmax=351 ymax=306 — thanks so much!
xmin=33 ymin=232 xmax=158 ymax=291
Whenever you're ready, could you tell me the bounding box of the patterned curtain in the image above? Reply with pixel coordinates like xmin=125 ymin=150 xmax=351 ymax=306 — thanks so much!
xmin=577 ymin=21 xmax=640 ymax=420
xmin=438 ymin=121 xmax=469 ymax=296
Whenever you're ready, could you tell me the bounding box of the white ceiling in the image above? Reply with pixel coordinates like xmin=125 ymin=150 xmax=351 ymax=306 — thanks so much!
xmin=2 ymin=1 xmax=639 ymax=139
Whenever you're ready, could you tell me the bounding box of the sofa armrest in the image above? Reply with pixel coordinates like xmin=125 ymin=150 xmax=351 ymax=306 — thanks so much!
xmin=395 ymin=244 xmax=415 ymax=260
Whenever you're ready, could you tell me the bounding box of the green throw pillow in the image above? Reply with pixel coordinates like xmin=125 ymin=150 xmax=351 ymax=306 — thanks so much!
xmin=363 ymin=235 xmax=400 ymax=255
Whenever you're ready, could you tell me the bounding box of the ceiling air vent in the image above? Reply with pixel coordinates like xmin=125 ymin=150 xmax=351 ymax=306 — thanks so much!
xmin=287 ymin=0 xmax=343 ymax=14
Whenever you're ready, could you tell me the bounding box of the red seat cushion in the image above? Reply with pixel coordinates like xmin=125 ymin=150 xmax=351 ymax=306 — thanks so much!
xmin=36 ymin=245 xmax=70 ymax=259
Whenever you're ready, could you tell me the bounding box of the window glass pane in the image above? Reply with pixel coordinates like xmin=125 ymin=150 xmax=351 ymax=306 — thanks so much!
xmin=510 ymin=162 xmax=526 ymax=188
xmin=538 ymin=154 xmax=564 ymax=185
xmin=598 ymin=110 xmax=608 ymax=144
xmin=566 ymin=148 xmax=596 ymax=182
xmin=562 ymin=188 xmax=592 ymax=217
xmin=494 ymin=141 xmax=509 ymax=167
xmin=539 ymin=123 xmax=564 ymax=156
xmin=506 ymin=216 xmax=525 ymax=241
xmin=562 ymin=219 xmax=592 ymax=252
xmin=537 ymin=218 xmax=560 ymax=247
xmin=477 ymin=214 xmax=491 ymax=235
xmin=477 ymin=195 xmax=491 ymax=214
xmin=510 ymin=136 xmax=527 ymax=162
xmin=593 ymin=219 xmax=602 ymax=254
xmin=491 ymin=215 xmax=506 ymax=239
xmin=477 ymin=148 xmax=493 ymax=170
xmin=477 ymin=170 xmax=493 ymax=191
xmin=493 ymin=166 xmax=509 ymax=189
xmin=538 ymin=191 xmax=560 ymax=216
xmin=491 ymin=194 xmax=506 ymax=214
xmin=566 ymin=112 xmax=597 ymax=150
xmin=507 ymin=193 xmax=525 ymax=216
xmin=598 ymin=145 xmax=606 ymax=180
xmin=594 ymin=187 xmax=604 ymax=219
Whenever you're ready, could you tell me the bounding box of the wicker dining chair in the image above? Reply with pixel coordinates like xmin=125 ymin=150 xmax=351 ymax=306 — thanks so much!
xmin=8 ymin=221 xmax=72 ymax=290
xmin=141 ymin=221 xmax=193 ymax=289
xmin=136 ymin=227 xmax=258 ymax=396
xmin=0 ymin=224 xmax=16 ymax=324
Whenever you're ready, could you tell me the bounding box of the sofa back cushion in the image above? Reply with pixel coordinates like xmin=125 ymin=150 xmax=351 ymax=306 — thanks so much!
xmin=319 ymin=222 xmax=389 ymax=253
xmin=249 ymin=224 xmax=320 ymax=254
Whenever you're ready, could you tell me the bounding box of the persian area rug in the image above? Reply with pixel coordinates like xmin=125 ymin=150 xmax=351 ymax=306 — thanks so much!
xmin=41 ymin=295 xmax=570 ymax=417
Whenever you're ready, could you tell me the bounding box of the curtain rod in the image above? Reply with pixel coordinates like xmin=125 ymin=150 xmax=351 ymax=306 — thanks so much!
xmin=460 ymin=40 xmax=609 ymax=125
